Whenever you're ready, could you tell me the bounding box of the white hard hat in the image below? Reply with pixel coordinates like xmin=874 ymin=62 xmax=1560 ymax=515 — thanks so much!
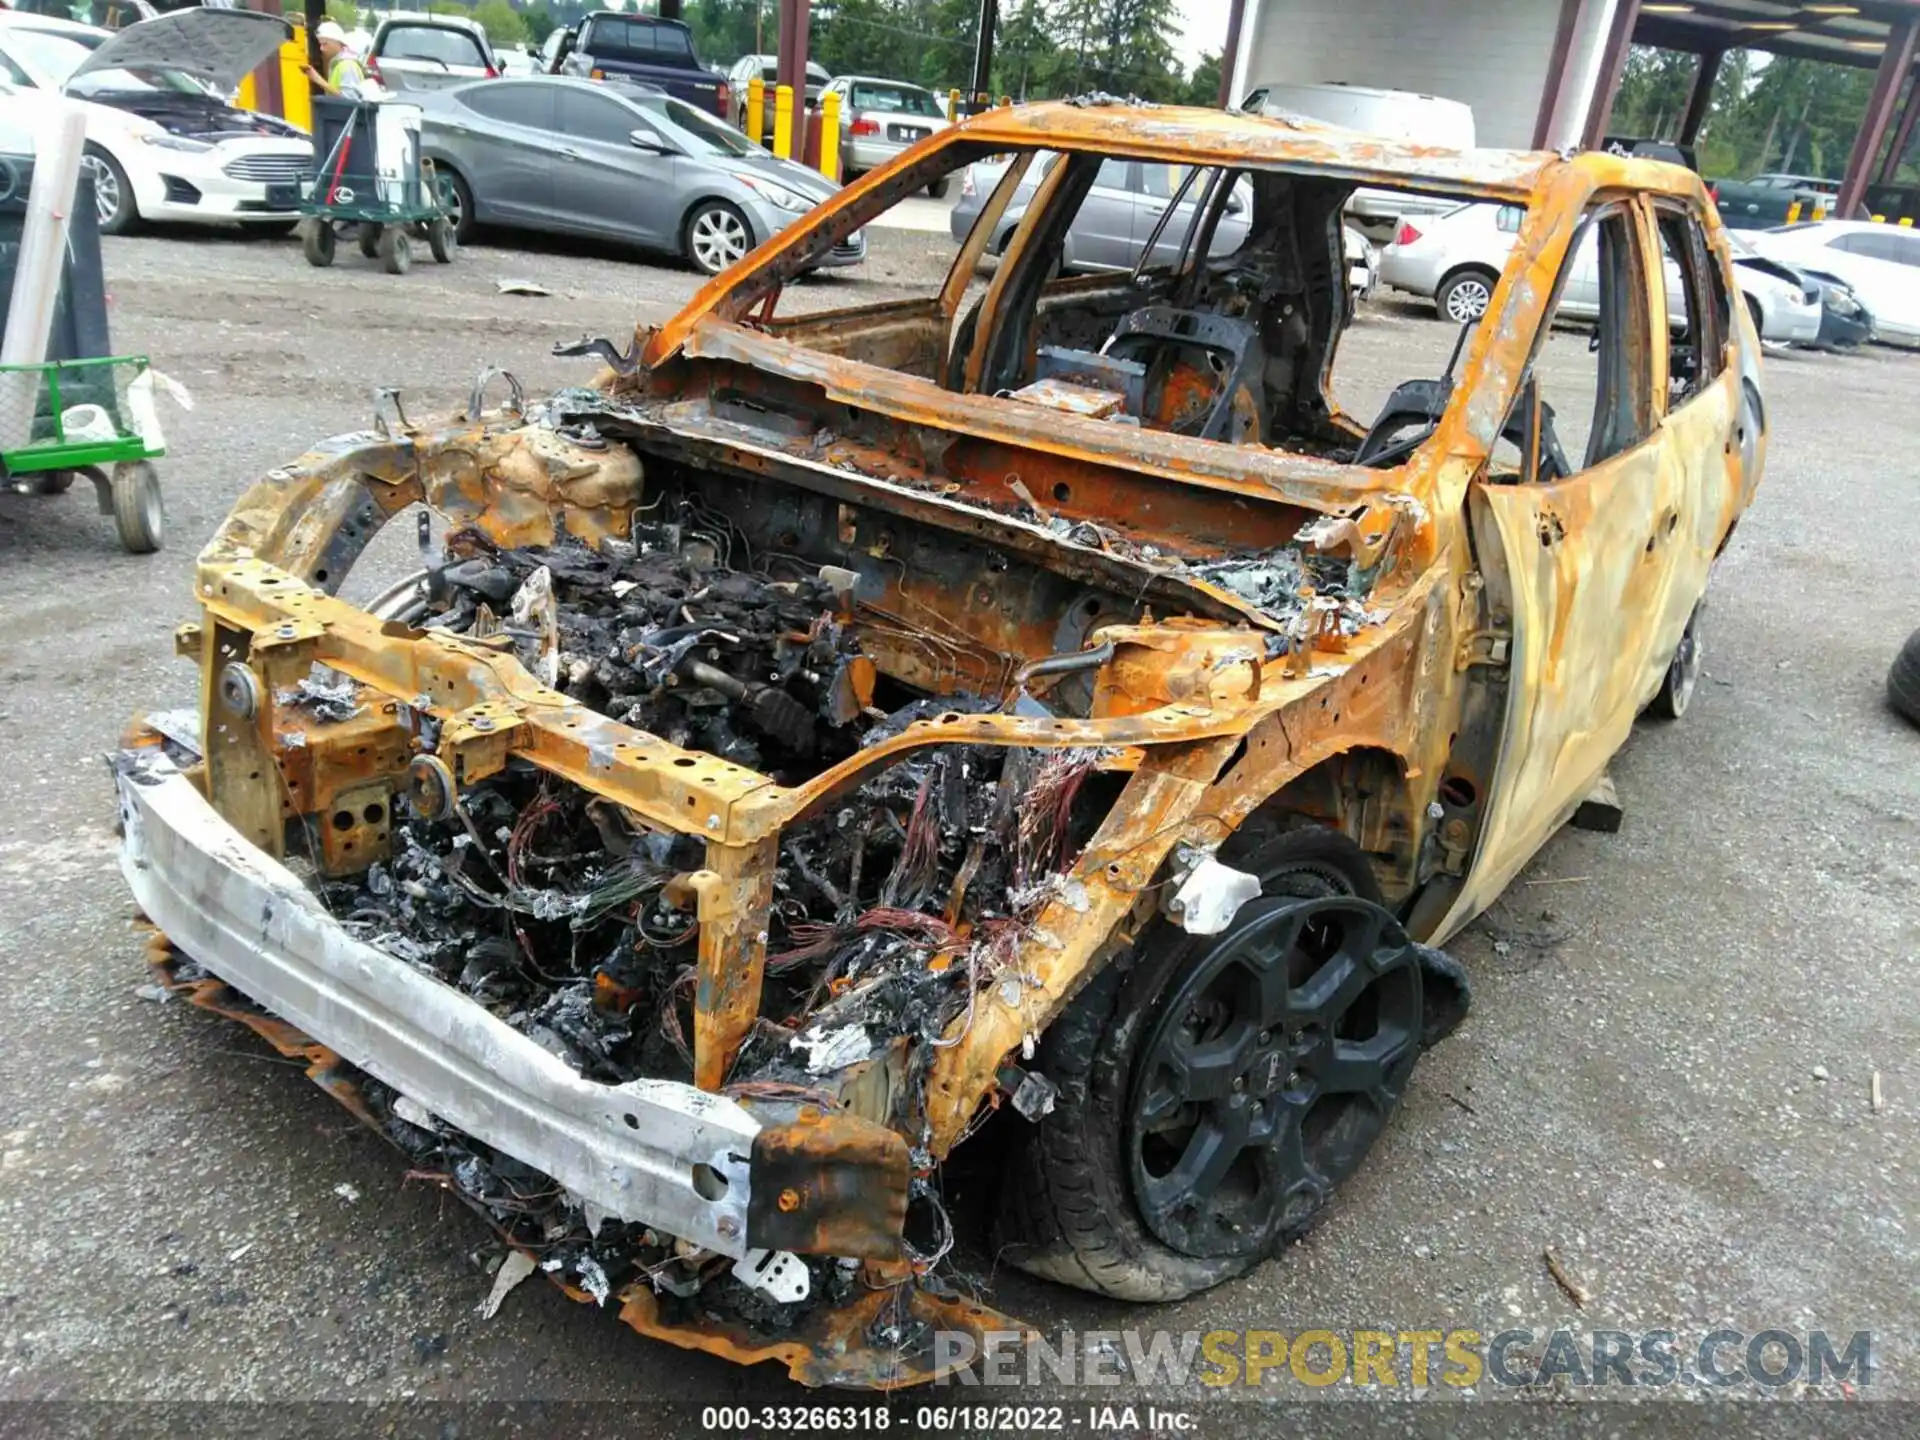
xmin=315 ymin=20 xmax=348 ymax=44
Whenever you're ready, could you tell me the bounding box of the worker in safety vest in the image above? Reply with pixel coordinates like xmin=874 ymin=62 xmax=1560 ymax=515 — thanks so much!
xmin=306 ymin=21 xmax=366 ymax=99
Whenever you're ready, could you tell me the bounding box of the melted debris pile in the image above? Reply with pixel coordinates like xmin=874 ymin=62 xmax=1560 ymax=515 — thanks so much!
xmin=317 ymin=731 xmax=1105 ymax=1323
xmin=321 ymin=737 xmax=1103 ymax=1093
xmin=315 ymin=527 xmax=1117 ymax=1321
xmin=426 ymin=522 xmax=869 ymax=775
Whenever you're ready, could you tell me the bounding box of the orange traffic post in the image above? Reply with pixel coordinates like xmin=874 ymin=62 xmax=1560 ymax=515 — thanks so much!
xmin=773 ymin=83 xmax=794 ymax=160
xmin=819 ymin=89 xmax=841 ymax=183
xmin=948 ymin=87 xmax=961 ymax=122
xmin=746 ymin=74 xmax=765 ymax=145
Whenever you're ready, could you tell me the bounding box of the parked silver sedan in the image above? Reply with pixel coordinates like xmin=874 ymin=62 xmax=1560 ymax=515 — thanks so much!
xmin=821 ymin=74 xmax=950 ymax=193
xmin=417 ymin=76 xmax=865 ymax=274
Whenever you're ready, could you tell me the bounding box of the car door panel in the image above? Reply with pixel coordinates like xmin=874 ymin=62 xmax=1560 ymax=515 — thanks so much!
xmin=1448 ymin=437 xmax=1678 ymax=928
xmin=1441 ymin=200 xmax=1706 ymax=937
xmin=551 ymin=89 xmax=669 ymax=245
xmin=449 ymin=84 xmax=556 ymax=224
xmin=1069 ymin=160 xmax=1137 ymax=271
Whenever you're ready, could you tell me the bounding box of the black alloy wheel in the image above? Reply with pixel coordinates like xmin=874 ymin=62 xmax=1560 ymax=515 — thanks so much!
xmin=1127 ymin=895 xmax=1423 ymax=1259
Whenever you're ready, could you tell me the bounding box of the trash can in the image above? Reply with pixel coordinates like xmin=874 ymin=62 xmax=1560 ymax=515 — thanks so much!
xmin=310 ymin=94 xmax=425 ymax=209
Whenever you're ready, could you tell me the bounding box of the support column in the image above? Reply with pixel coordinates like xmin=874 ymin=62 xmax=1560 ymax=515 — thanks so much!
xmin=1879 ymin=74 xmax=1920 ymax=185
xmin=1838 ymin=16 xmax=1919 ymax=219
xmin=1534 ymin=0 xmax=1592 ymax=148
xmin=1679 ymin=48 xmax=1723 ymax=147
xmin=775 ymin=0 xmax=812 ymax=113
xmin=1217 ymin=0 xmax=1248 ymax=109
xmin=1581 ymin=0 xmax=1641 ymax=151
xmin=969 ymin=0 xmax=999 ymax=111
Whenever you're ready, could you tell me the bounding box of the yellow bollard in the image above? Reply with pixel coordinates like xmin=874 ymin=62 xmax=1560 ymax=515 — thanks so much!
xmin=1785 ymin=200 xmax=1801 ymax=225
xmin=773 ymin=83 xmax=794 ymax=161
xmin=1871 ymin=212 xmax=1886 ymax=223
xmin=948 ymin=87 xmax=961 ymax=122
xmin=746 ymin=74 xmax=765 ymax=145
xmin=1901 ymin=216 xmax=1914 ymax=227
xmin=819 ymin=89 xmax=841 ymax=183
xmin=999 ymin=95 xmax=1011 ymax=107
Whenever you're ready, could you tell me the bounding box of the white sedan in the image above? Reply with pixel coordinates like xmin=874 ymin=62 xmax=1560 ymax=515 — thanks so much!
xmin=1745 ymin=220 xmax=1920 ymax=345
xmin=1379 ymin=201 xmax=1821 ymax=343
xmin=0 ymin=9 xmax=310 ymax=236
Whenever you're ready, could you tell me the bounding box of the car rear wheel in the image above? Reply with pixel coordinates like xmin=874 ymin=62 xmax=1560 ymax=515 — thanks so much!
xmin=1647 ymin=599 xmax=1704 ymax=721
xmin=1436 ymin=268 xmax=1496 ymax=324
xmin=1888 ymin=627 xmax=1920 ymax=727
xmin=241 ymin=220 xmax=298 ymax=239
xmin=444 ymin=169 xmax=475 ymax=244
xmin=684 ymin=200 xmax=752 ymax=275
xmin=81 ymin=147 xmax=138 ymax=236
xmin=1746 ymin=293 xmax=1766 ymax=341
xmin=928 ymin=175 xmax=951 ymax=200
xmin=358 ymin=223 xmax=382 ymax=259
xmin=997 ymin=824 xmax=1423 ymax=1301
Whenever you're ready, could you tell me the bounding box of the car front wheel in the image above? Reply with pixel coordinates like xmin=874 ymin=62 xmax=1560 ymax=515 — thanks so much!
xmin=684 ymin=200 xmax=752 ymax=275
xmin=997 ymin=824 xmax=1424 ymax=1300
xmin=81 ymin=146 xmax=138 ymax=235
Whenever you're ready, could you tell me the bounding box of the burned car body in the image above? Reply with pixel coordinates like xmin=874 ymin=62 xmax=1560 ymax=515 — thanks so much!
xmin=115 ymin=104 xmax=1764 ymax=1386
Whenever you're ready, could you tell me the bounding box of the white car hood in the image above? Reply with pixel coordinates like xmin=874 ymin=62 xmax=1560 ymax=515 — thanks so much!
xmin=69 ymin=9 xmax=292 ymax=92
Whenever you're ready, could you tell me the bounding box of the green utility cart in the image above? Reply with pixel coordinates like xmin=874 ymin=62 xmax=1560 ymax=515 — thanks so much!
xmin=0 ymin=354 xmax=165 ymax=553
xmin=297 ymin=95 xmax=457 ymax=274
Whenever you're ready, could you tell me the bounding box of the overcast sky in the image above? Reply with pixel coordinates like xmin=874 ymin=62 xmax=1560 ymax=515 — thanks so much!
xmin=1171 ymin=0 xmax=1224 ymax=68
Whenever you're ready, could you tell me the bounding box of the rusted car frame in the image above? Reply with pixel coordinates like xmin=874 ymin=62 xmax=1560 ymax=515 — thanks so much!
xmin=115 ymin=102 xmax=1762 ymax=1385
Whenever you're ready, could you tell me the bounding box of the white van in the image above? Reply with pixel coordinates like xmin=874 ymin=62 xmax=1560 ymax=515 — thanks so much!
xmin=1240 ymin=81 xmax=1477 ymax=237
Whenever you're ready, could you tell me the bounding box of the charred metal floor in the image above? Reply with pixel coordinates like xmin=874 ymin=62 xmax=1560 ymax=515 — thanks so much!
xmin=1 ymin=230 xmax=1917 ymax=1414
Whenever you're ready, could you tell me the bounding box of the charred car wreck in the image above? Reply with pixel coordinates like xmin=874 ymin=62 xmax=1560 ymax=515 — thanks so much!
xmin=115 ymin=104 xmax=1764 ymax=1385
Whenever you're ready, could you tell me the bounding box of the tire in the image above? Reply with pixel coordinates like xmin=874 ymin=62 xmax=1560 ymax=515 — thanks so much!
xmin=428 ymin=215 xmax=456 ymax=263
xmin=997 ymin=823 xmax=1421 ymax=1301
xmin=110 ymin=460 xmax=164 ymax=554
xmin=1889 ymin=627 xmax=1920 ymax=727
xmin=444 ymin=169 xmax=475 ymax=244
xmin=1435 ymin=268 xmax=1497 ymax=324
xmin=1746 ymin=293 xmax=1766 ymax=342
xmin=302 ymin=217 xmax=336 ymax=267
xmin=358 ymin=223 xmax=382 ymax=259
xmin=81 ymin=146 xmax=138 ymax=236
xmin=928 ymin=175 xmax=951 ymax=200
xmin=241 ymin=219 xmax=298 ymax=239
xmin=379 ymin=225 xmax=413 ymax=275
xmin=1647 ymin=599 xmax=1704 ymax=721
xmin=684 ymin=199 xmax=752 ymax=276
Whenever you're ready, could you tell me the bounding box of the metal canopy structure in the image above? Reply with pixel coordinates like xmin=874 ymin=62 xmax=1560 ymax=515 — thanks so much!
xmin=1627 ymin=0 xmax=1920 ymax=213
xmin=1634 ymin=0 xmax=1920 ymax=70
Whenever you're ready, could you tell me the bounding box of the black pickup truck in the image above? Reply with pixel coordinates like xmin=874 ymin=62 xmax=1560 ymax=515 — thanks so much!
xmin=552 ymin=13 xmax=729 ymax=119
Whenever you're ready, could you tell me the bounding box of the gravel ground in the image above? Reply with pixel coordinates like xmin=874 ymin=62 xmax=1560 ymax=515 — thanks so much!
xmin=1 ymin=223 xmax=1916 ymax=1428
